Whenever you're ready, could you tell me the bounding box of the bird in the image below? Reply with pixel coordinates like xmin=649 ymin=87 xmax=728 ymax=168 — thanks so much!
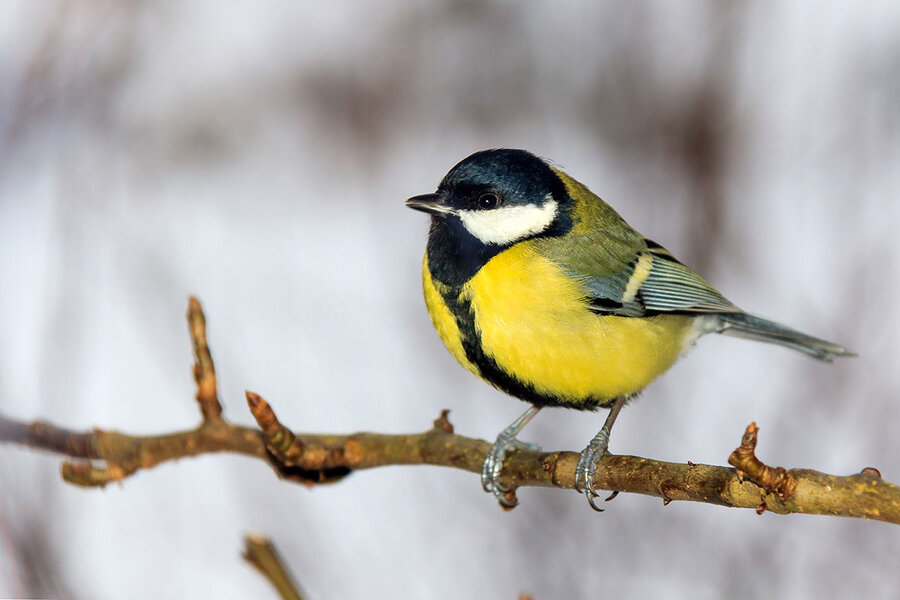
xmin=406 ymin=148 xmax=854 ymax=511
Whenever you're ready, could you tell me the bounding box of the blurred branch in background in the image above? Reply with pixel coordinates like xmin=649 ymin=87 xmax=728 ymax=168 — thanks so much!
xmin=243 ymin=534 xmax=307 ymax=600
xmin=577 ymin=3 xmax=743 ymax=272
xmin=0 ymin=506 xmax=74 ymax=600
xmin=0 ymin=298 xmax=897 ymax=524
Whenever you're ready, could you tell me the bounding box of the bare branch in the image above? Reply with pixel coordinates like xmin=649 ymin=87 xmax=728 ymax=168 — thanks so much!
xmin=0 ymin=298 xmax=897 ymax=525
xmin=188 ymin=296 xmax=223 ymax=423
xmin=243 ymin=534 xmax=306 ymax=600
xmin=2 ymin=408 xmax=897 ymax=523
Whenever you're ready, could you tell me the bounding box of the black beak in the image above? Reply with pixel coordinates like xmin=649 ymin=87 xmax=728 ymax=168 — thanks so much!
xmin=405 ymin=193 xmax=455 ymax=217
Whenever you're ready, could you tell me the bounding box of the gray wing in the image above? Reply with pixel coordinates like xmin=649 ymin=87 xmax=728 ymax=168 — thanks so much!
xmin=579 ymin=242 xmax=740 ymax=317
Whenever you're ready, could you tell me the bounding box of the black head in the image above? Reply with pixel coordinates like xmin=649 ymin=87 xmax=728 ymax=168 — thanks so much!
xmin=406 ymin=149 xmax=572 ymax=286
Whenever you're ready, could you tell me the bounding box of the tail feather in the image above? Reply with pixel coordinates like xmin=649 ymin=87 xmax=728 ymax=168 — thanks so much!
xmin=716 ymin=313 xmax=855 ymax=362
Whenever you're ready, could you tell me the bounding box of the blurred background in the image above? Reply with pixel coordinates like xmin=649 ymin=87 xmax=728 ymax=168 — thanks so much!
xmin=1 ymin=1 xmax=899 ymax=598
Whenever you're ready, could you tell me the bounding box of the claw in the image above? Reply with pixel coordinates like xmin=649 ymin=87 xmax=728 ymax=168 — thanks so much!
xmin=481 ymin=430 xmax=541 ymax=505
xmin=575 ymin=435 xmax=608 ymax=511
xmin=481 ymin=406 xmax=542 ymax=507
xmin=586 ymin=491 xmax=605 ymax=512
xmin=574 ymin=396 xmax=626 ymax=512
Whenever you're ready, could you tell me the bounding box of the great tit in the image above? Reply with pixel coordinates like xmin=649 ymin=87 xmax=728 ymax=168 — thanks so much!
xmin=406 ymin=148 xmax=854 ymax=511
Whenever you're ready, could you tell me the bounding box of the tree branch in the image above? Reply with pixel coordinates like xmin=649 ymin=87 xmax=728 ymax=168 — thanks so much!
xmin=0 ymin=298 xmax=897 ymax=525
xmin=243 ymin=534 xmax=306 ymax=600
xmin=188 ymin=297 xmax=224 ymax=423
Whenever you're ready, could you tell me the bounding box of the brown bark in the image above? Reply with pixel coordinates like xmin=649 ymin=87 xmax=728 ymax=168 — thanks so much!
xmin=0 ymin=298 xmax=896 ymax=525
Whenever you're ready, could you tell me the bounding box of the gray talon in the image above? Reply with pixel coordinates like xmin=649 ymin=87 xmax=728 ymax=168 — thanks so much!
xmin=576 ymin=439 xmax=607 ymax=511
xmin=575 ymin=396 xmax=626 ymax=511
xmin=482 ymin=431 xmax=542 ymax=504
xmin=481 ymin=406 xmax=542 ymax=506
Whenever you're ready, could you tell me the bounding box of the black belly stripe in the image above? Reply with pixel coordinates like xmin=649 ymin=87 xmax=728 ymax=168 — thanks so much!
xmin=438 ymin=286 xmax=612 ymax=411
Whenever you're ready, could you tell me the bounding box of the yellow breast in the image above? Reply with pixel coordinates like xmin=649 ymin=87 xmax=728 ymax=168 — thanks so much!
xmin=422 ymin=254 xmax=480 ymax=377
xmin=424 ymin=244 xmax=695 ymax=406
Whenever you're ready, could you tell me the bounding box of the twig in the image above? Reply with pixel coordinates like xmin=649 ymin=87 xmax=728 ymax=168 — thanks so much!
xmin=243 ymin=534 xmax=306 ymax=600
xmin=728 ymin=421 xmax=796 ymax=514
xmin=0 ymin=298 xmax=897 ymax=525
xmin=727 ymin=422 xmax=891 ymax=518
xmin=188 ymin=297 xmax=223 ymax=423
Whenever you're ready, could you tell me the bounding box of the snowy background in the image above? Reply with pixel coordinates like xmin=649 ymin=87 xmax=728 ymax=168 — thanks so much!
xmin=1 ymin=2 xmax=899 ymax=598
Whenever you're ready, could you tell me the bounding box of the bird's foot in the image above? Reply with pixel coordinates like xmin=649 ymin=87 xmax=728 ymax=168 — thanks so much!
xmin=481 ymin=429 xmax=541 ymax=508
xmin=574 ymin=429 xmax=611 ymax=512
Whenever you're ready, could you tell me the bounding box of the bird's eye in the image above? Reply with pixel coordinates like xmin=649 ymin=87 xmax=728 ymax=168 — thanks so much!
xmin=478 ymin=193 xmax=500 ymax=210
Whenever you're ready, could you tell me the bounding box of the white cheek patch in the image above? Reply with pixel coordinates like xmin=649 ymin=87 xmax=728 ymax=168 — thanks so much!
xmin=458 ymin=199 xmax=558 ymax=245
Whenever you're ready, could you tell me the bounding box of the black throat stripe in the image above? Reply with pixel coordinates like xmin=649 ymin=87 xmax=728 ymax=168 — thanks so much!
xmin=437 ymin=284 xmax=613 ymax=411
xmin=426 ymin=216 xmax=503 ymax=287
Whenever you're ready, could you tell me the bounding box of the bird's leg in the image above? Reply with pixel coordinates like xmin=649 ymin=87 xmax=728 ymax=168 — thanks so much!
xmin=575 ymin=396 xmax=626 ymax=512
xmin=481 ymin=405 xmax=542 ymax=507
